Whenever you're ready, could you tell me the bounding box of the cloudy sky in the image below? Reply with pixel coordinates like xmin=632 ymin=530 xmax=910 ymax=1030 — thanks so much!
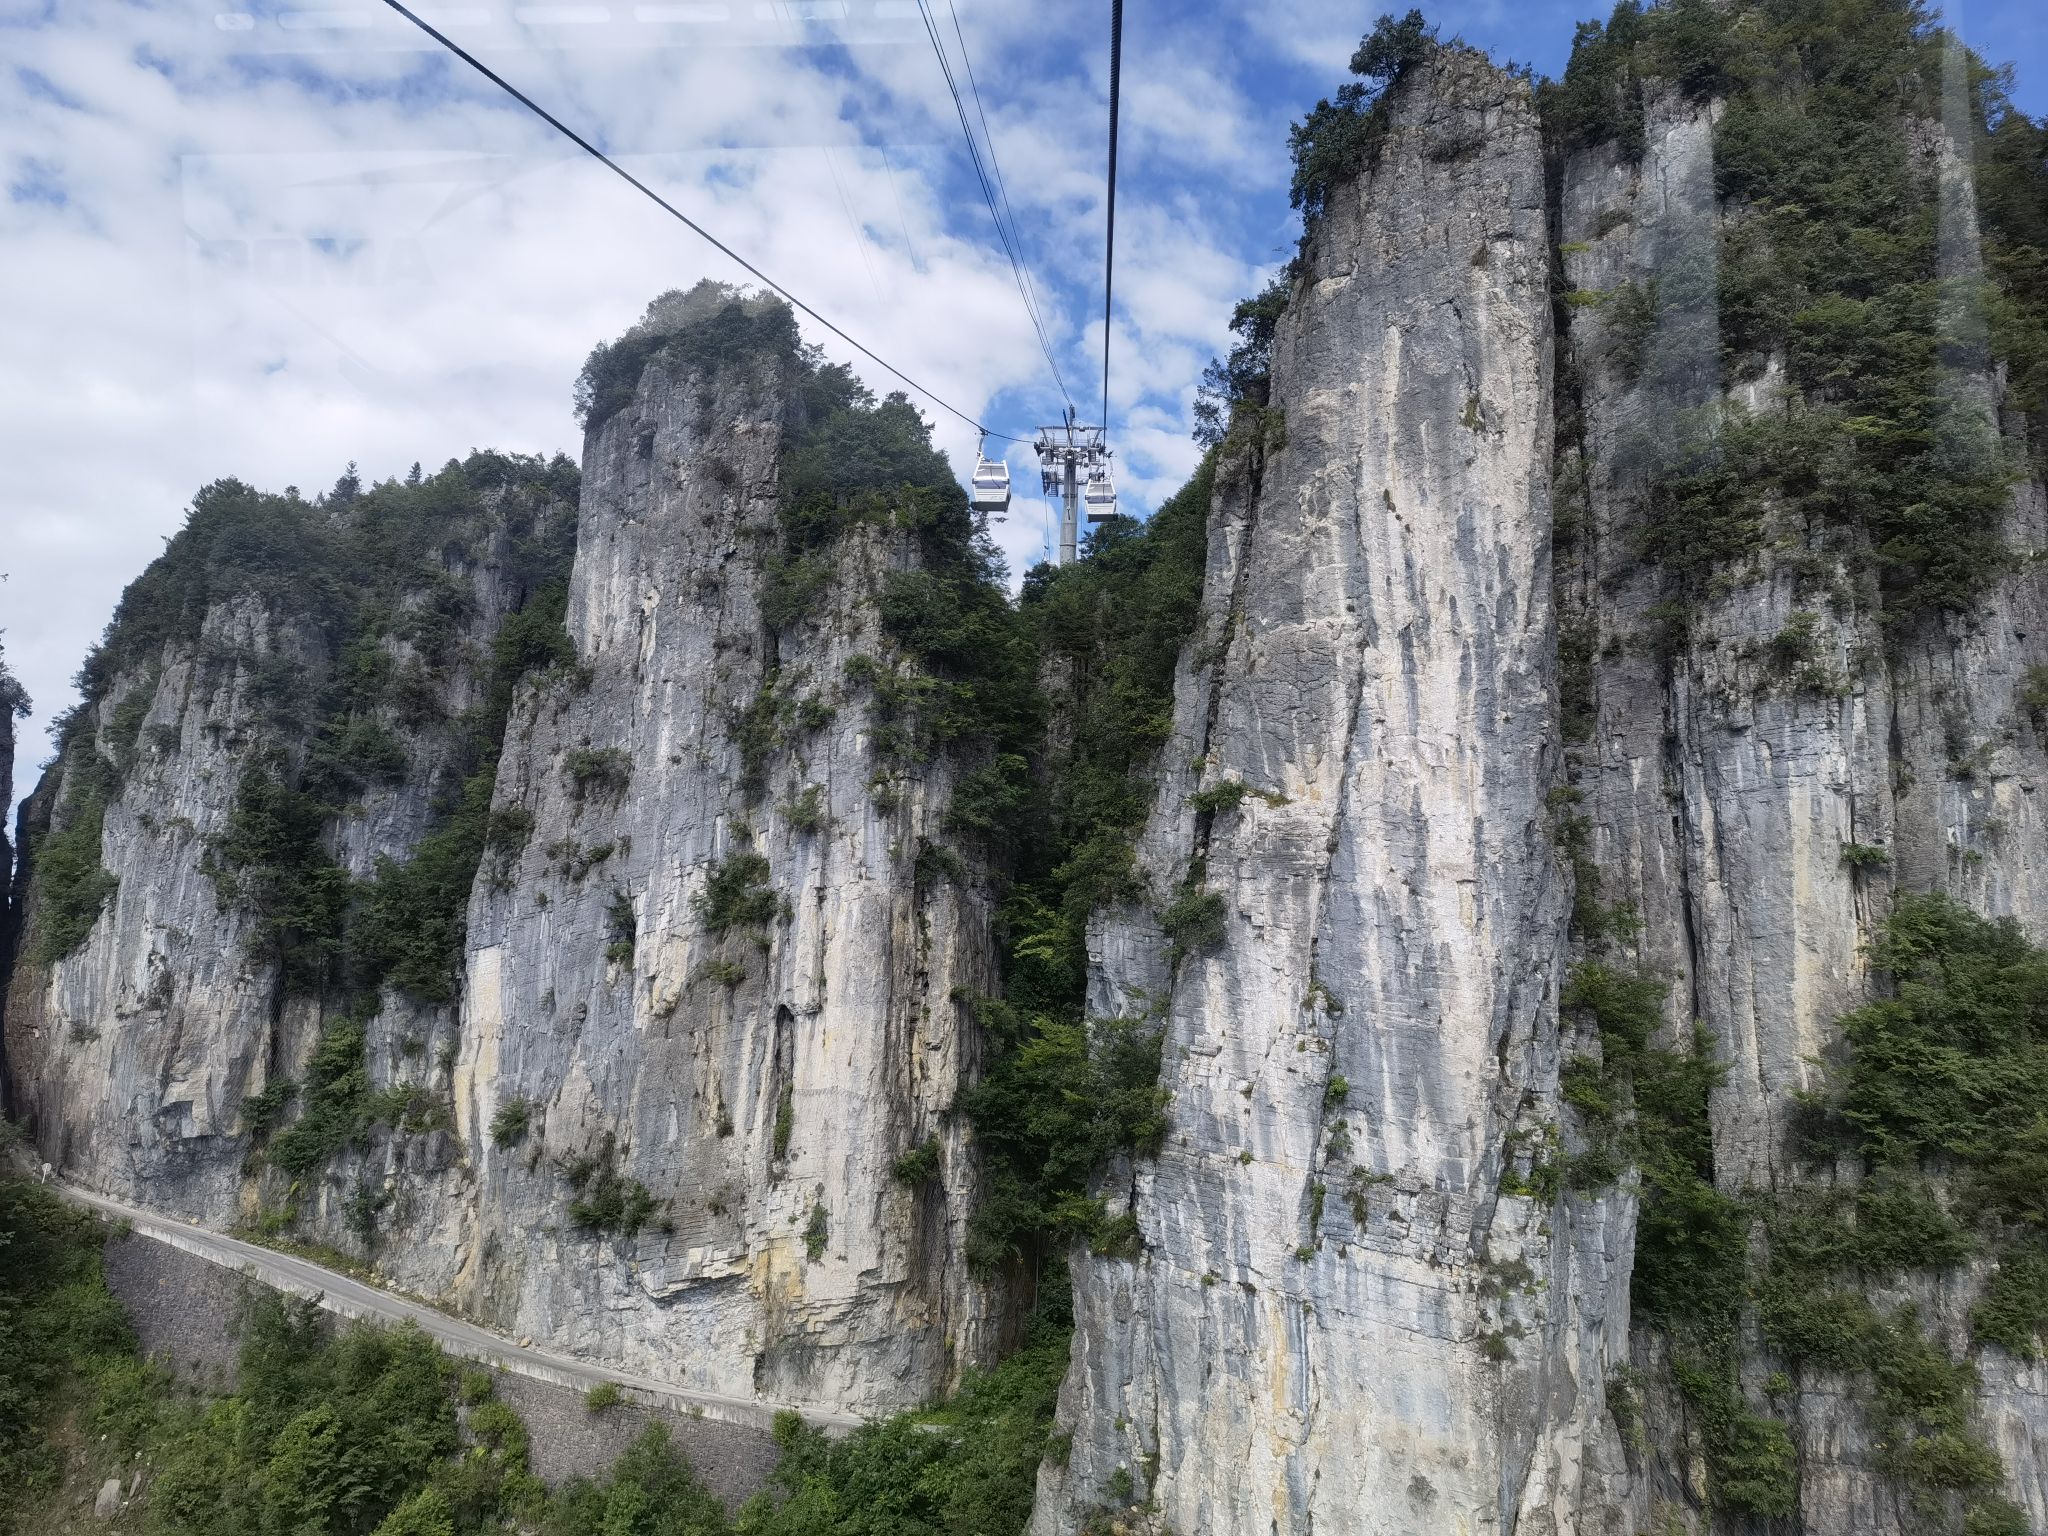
xmin=2 ymin=0 xmax=2042 ymax=812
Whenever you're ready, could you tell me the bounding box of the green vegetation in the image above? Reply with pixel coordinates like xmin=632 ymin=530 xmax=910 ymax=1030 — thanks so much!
xmin=0 ymin=1138 xmax=143 ymax=1531
xmin=53 ymin=457 xmax=576 ymax=1236
xmin=957 ymin=1006 xmax=1169 ymax=1272
xmin=490 ymin=1097 xmax=534 ymax=1149
xmin=697 ymin=851 xmax=779 ymax=934
xmin=1187 ymin=779 xmax=1251 ymax=815
xmin=8 ymin=1155 xmax=1081 ymax=1536
xmin=1159 ymin=879 xmax=1228 ymax=962
xmin=772 ymin=1085 xmax=795 ymax=1161
xmin=1545 ymin=0 xmax=2043 ymax=622
xmin=729 ymin=1316 xmax=1072 ymax=1536
xmin=560 ymin=1137 xmax=664 ymax=1239
xmin=1192 ymin=278 xmax=1293 ymax=451
xmin=1815 ymin=896 xmax=2048 ymax=1209
xmin=781 ymin=784 xmax=826 ymax=834
xmin=574 ymin=282 xmax=800 ymax=432
xmin=2 ymin=1143 xmax=551 ymax=1535
xmin=1571 ymin=894 xmax=2048 ymax=1522
xmin=263 ymin=1009 xmax=381 ymax=1178
xmin=1014 ymin=463 xmax=1210 ymax=977
xmin=25 ymin=751 xmax=120 ymax=965
xmin=148 ymin=1300 xmax=537 ymax=1536
xmin=768 ymin=355 xmax=1041 ymax=785
xmin=2 ymin=1144 xmax=1072 ymax=1536
xmin=696 ymin=958 xmax=748 ymax=989
xmin=605 ymin=887 xmax=637 ymax=967
xmin=208 ymin=762 xmax=353 ymax=993
xmin=0 ymin=639 xmax=28 ymax=723
xmin=564 ymin=746 xmax=632 ymax=802
xmin=551 ymin=1425 xmax=730 ymax=1535
xmin=1288 ymin=11 xmax=1439 ymax=226
xmin=891 ymin=1136 xmax=942 ymax=1187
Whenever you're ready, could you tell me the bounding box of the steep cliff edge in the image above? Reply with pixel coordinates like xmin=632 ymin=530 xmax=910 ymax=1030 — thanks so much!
xmin=1550 ymin=12 xmax=2048 ymax=1531
xmin=1033 ymin=48 xmax=1633 ymax=1536
xmin=418 ymin=294 xmax=1009 ymax=1415
xmin=1033 ymin=10 xmax=2048 ymax=1535
xmin=3 ymin=455 xmax=579 ymax=1219
xmin=0 ymin=643 xmax=24 ymax=1113
xmin=2 ymin=289 xmax=1012 ymax=1420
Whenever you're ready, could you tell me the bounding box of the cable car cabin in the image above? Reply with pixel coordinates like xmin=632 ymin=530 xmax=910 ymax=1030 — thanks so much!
xmin=1083 ymin=471 xmax=1117 ymax=521
xmin=970 ymin=456 xmax=1011 ymax=515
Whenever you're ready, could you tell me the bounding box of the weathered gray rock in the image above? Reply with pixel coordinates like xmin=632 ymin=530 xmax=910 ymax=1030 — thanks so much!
xmin=4 ymin=490 xmax=562 ymax=1226
xmin=0 ymin=646 xmax=20 ymax=1111
xmin=3 ymin=339 xmax=1003 ymax=1425
xmin=396 ymin=349 xmax=1005 ymax=1416
xmin=1033 ymin=50 xmax=1633 ymax=1536
xmin=6 ymin=595 xmax=330 ymax=1218
xmin=1556 ymin=83 xmax=2048 ymax=1536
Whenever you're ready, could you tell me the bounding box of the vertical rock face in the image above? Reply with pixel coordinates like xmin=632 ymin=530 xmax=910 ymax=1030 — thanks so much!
xmin=2 ymin=318 xmax=1001 ymax=1424
xmin=0 ymin=650 xmax=19 ymax=1111
xmin=1557 ymin=82 xmax=2048 ymax=1535
xmin=3 ymin=473 xmax=572 ymax=1219
xmin=417 ymin=345 xmax=1001 ymax=1416
xmin=10 ymin=17 xmax=2047 ymax=1527
xmin=7 ymin=600 xmax=310 ymax=1215
xmin=1034 ymin=51 xmax=1631 ymax=1536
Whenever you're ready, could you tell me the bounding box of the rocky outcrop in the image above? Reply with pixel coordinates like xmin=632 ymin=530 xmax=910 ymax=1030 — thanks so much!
xmin=0 ymin=647 xmax=21 ymax=1113
xmin=403 ymin=341 xmax=1004 ymax=1416
xmin=3 ymin=468 xmax=574 ymax=1218
xmin=1557 ymin=83 xmax=2048 ymax=1536
xmin=3 ymin=316 xmax=1004 ymax=1424
xmin=1032 ymin=50 xmax=1633 ymax=1536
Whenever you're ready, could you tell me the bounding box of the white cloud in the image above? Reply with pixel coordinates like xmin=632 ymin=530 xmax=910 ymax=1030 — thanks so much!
xmin=0 ymin=1 xmax=1291 ymax=812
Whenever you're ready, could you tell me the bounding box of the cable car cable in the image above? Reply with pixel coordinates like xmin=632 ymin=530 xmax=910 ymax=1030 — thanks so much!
xmin=941 ymin=0 xmax=1065 ymax=402
xmin=915 ymin=0 xmax=1064 ymax=403
xmin=375 ymin=0 xmax=1031 ymax=443
xmin=914 ymin=0 xmax=1071 ymax=408
xmin=1102 ymin=0 xmax=1124 ymax=432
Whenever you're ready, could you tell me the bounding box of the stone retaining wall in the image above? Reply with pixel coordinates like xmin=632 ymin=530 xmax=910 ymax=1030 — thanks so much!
xmin=100 ymin=1229 xmax=783 ymax=1510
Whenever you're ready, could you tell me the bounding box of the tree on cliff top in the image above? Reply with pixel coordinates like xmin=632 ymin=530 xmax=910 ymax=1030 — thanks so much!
xmin=0 ymin=638 xmax=27 ymax=720
xmin=573 ymin=280 xmax=801 ymax=431
xmin=1287 ymin=10 xmax=1440 ymax=224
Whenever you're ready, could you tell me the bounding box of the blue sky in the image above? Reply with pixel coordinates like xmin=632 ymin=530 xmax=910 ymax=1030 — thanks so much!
xmin=2 ymin=0 xmax=2043 ymax=811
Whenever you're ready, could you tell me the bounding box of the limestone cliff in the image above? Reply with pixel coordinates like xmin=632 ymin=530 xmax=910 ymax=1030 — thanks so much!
xmin=1556 ymin=71 xmax=2048 ymax=1536
xmin=416 ymin=318 xmax=1005 ymax=1415
xmin=0 ymin=643 xmax=22 ymax=1112
xmin=2 ymin=297 xmax=1007 ymax=1421
xmin=7 ymin=6 xmax=2048 ymax=1529
xmin=3 ymin=461 xmax=578 ymax=1220
xmin=1032 ymin=26 xmax=2048 ymax=1536
xmin=1033 ymin=48 xmax=1634 ymax=1536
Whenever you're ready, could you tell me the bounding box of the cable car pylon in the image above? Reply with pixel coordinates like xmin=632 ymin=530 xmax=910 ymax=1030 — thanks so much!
xmin=1034 ymin=407 xmax=1115 ymax=566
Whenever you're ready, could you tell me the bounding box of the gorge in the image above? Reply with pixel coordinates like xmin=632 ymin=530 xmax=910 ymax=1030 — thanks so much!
xmin=4 ymin=3 xmax=2048 ymax=1534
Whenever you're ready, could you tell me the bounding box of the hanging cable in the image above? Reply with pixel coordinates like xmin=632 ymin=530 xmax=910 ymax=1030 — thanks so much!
xmin=915 ymin=0 xmax=1072 ymax=410
xmin=942 ymin=0 xmax=1062 ymax=400
xmin=375 ymin=0 xmax=1030 ymax=442
xmin=1102 ymin=0 xmax=1124 ymax=432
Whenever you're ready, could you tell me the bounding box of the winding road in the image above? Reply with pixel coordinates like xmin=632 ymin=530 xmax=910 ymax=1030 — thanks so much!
xmin=55 ymin=1181 xmax=860 ymax=1434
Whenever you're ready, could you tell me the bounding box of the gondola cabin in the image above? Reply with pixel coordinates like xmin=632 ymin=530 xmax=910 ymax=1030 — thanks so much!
xmin=970 ymin=454 xmax=1012 ymax=515
xmin=1083 ymin=470 xmax=1117 ymax=522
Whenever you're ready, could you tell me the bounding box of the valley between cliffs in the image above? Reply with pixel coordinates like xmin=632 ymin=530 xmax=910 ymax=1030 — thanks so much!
xmin=6 ymin=5 xmax=2048 ymax=1534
